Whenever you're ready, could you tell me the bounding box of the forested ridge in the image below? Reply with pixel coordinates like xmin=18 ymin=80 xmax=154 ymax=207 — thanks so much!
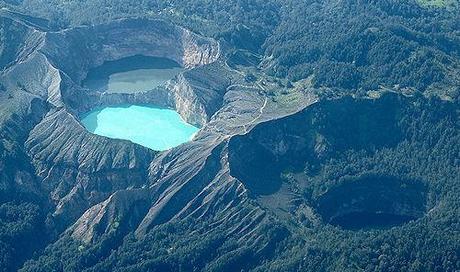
xmin=3 ymin=0 xmax=460 ymax=99
xmin=265 ymin=0 xmax=460 ymax=95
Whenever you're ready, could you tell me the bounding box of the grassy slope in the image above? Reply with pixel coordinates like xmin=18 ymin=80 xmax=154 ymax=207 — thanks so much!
xmin=417 ymin=0 xmax=459 ymax=8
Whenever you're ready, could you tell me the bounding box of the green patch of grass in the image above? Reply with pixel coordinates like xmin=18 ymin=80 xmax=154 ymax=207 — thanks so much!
xmin=416 ymin=0 xmax=458 ymax=8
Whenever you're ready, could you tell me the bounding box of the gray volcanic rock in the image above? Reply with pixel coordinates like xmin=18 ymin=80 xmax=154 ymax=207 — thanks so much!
xmin=25 ymin=108 xmax=154 ymax=227
xmin=71 ymin=187 xmax=152 ymax=244
xmin=0 ymin=11 xmax=225 ymax=234
xmin=167 ymin=62 xmax=232 ymax=126
xmin=41 ymin=18 xmax=220 ymax=84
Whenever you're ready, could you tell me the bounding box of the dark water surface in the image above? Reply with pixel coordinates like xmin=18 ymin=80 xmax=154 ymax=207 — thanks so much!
xmin=83 ymin=55 xmax=183 ymax=93
xmin=330 ymin=212 xmax=417 ymax=230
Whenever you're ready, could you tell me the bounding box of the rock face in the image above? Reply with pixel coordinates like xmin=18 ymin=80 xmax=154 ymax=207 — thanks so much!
xmin=25 ymin=108 xmax=154 ymax=227
xmin=42 ymin=18 xmax=220 ymax=83
xmin=168 ymin=62 xmax=232 ymax=126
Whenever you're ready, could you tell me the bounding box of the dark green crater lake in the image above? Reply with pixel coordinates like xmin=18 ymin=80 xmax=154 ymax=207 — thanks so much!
xmin=83 ymin=55 xmax=183 ymax=93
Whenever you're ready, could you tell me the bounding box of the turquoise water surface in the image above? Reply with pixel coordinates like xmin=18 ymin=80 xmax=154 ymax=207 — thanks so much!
xmin=81 ymin=105 xmax=199 ymax=151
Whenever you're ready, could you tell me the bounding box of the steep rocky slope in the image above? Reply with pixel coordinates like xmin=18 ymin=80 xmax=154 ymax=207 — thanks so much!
xmin=0 ymin=11 xmax=228 ymax=269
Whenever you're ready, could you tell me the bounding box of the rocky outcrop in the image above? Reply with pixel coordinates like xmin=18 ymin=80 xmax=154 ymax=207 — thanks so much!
xmin=25 ymin=108 xmax=155 ymax=227
xmin=71 ymin=187 xmax=152 ymax=244
xmin=167 ymin=62 xmax=232 ymax=126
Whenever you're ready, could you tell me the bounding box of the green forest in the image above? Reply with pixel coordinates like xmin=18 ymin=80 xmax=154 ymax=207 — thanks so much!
xmin=2 ymin=0 xmax=459 ymax=99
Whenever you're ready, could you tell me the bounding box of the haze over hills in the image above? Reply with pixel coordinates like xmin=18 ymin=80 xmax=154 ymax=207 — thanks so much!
xmin=0 ymin=1 xmax=459 ymax=271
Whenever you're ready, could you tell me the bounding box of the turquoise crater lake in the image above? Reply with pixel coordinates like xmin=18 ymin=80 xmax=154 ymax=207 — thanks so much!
xmin=81 ymin=105 xmax=199 ymax=151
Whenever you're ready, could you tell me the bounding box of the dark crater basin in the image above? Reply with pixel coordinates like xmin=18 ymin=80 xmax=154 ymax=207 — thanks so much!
xmin=317 ymin=175 xmax=427 ymax=230
xmin=330 ymin=212 xmax=417 ymax=230
xmin=228 ymin=94 xmax=432 ymax=230
xmin=228 ymin=94 xmax=406 ymax=197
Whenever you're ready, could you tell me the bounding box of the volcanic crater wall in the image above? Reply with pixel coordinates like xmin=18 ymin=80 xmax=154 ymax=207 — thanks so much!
xmin=228 ymin=94 xmax=431 ymax=229
xmin=1 ymin=14 xmax=223 ymax=231
xmin=43 ymin=19 xmax=220 ymax=82
xmin=42 ymin=18 xmax=221 ymax=126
